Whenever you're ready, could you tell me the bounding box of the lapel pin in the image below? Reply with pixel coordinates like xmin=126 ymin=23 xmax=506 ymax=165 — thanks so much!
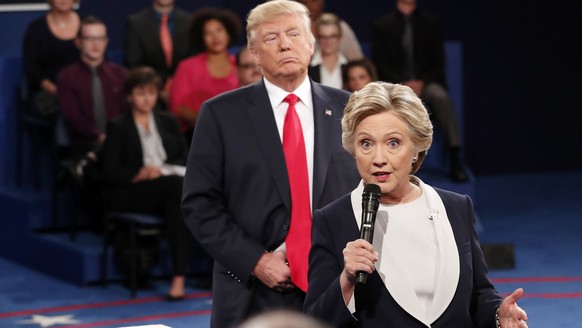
xmin=325 ymin=109 xmax=332 ymax=116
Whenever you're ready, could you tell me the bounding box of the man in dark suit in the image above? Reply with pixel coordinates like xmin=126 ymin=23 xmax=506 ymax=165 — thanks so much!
xmin=181 ymin=1 xmax=360 ymax=327
xmin=124 ymin=0 xmax=192 ymax=106
xmin=371 ymin=0 xmax=469 ymax=182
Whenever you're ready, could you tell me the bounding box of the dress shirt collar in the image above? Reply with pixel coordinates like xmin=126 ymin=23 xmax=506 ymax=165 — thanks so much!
xmin=263 ymin=75 xmax=312 ymax=109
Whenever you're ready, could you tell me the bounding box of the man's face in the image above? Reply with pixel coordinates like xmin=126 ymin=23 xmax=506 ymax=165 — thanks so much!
xmin=153 ymin=0 xmax=174 ymax=7
xmin=78 ymin=24 xmax=108 ymax=63
xmin=397 ymin=0 xmax=417 ymax=15
xmin=250 ymin=14 xmax=314 ymax=86
xmin=237 ymin=48 xmax=262 ymax=86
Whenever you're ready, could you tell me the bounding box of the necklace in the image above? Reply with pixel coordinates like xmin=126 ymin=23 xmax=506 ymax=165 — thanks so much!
xmin=50 ymin=13 xmax=71 ymax=29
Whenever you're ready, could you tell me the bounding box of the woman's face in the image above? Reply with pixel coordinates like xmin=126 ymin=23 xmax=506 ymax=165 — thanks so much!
xmin=317 ymin=24 xmax=340 ymax=56
xmin=347 ymin=66 xmax=373 ymax=92
xmin=49 ymin=0 xmax=75 ymax=12
xmin=353 ymin=111 xmax=417 ymax=200
xmin=203 ymin=19 xmax=230 ymax=54
xmin=129 ymin=84 xmax=158 ymax=114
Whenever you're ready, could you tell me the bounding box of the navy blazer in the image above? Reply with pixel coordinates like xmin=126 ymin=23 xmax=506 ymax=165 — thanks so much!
xmin=182 ymin=79 xmax=360 ymax=327
xmin=304 ymin=188 xmax=502 ymax=328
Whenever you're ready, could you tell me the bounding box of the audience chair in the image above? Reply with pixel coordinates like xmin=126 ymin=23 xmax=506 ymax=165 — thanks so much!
xmin=100 ymin=212 xmax=165 ymax=298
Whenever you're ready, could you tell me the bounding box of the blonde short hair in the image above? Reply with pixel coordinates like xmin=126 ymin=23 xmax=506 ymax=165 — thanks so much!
xmin=47 ymin=0 xmax=80 ymax=5
xmin=341 ymin=82 xmax=433 ymax=174
xmin=246 ymin=0 xmax=315 ymax=49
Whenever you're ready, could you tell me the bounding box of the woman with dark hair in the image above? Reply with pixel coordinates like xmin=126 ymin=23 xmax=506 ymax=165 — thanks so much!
xmin=22 ymin=0 xmax=81 ymax=116
xmin=101 ymin=66 xmax=192 ymax=301
xmin=342 ymin=58 xmax=379 ymax=92
xmin=169 ymin=7 xmax=242 ymax=142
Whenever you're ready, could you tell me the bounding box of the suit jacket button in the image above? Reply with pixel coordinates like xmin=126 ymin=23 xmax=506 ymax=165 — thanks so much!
xmin=283 ymin=224 xmax=289 ymax=231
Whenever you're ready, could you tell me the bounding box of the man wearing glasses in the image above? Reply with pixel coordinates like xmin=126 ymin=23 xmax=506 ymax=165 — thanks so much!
xmin=57 ymin=15 xmax=128 ymax=167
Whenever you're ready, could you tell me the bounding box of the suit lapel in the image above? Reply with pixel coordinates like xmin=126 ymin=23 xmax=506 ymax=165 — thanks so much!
xmin=311 ymin=82 xmax=335 ymax=208
xmin=144 ymin=8 xmax=164 ymax=66
xmin=245 ymin=82 xmax=291 ymax=210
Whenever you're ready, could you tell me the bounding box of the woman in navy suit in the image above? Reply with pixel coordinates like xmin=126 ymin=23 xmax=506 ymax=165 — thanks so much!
xmin=304 ymin=82 xmax=528 ymax=327
xmin=101 ymin=67 xmax=191 ymax=301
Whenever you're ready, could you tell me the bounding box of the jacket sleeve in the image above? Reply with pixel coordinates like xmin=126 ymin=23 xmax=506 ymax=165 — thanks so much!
xmin=304 ymin=207 xmax=358 ymax=328
xmin=101 ymin=118 xmax=141 ymax=187
xmin=463 ymin=195 xmax=503 ymax=327
xmin=181 ymin=101 xmax=266 ymax=284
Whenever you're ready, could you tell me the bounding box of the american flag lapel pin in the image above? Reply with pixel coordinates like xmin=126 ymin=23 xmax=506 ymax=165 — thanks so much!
xmin=325 ymin=109 xmax=332 ymax=116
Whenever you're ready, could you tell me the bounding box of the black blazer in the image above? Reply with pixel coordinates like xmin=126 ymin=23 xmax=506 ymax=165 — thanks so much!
xmin=308 ymin=64 xmax=348 ymax=90
xmin=124 ymin=7 xmax=193 ymax=83
xmin=304 ymin=188 xmax=502 ymax=328
xmin=371 ymin=9 xmax=446 ymax=87
xmin=182 ymin=79 xmax=361 ymax=327
xmin=101 ymin=111 xmax=187 ymax=209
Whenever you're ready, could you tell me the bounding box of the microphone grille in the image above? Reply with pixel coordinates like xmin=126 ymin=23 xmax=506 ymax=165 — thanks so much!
xmin=363 ymin=183 xmax=381 ymax=194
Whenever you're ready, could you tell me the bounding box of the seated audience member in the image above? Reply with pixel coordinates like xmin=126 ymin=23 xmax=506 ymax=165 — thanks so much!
xmin=236 ymin=46 xmax=262 ymax=87
xmin=100 ymin=67 xmax=192 ymax=301
xmin=304 ymin=82 xmax=528 ymax=328
xmin=342 ymin=58 xmax=378 ymax=92
xmin=22 ymin=0 xmax=80 ymax=118
xmin=371 ymin=0 xmax=469 ymax=182
xmin=124 ymin=0 xmax=193 ymax=107
xmin=296 ymin=0 xmax=363 ymax=60
xmin=308 ymin=13 xmax=347 ymax=89
xmin=170 ymin=7 xmax=241 ymax=143
xmin=57 ymin=16 xmax=127 ymax=167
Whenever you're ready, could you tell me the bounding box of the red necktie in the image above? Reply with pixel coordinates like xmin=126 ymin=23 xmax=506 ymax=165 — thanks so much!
xmin=160 ymin=14 xmax=173 ymax=68
xmin=282 ymin=94 xmax=311 ymax=292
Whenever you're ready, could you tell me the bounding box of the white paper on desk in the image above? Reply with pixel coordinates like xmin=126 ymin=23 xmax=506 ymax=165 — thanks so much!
xmin=161 ymin=164 xmax=186 ymax=177
xmin=118 ymin=325 xmax=172 ymax=328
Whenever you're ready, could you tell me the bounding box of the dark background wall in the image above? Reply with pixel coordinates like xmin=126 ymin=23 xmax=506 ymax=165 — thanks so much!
xmin=1 ymin=0 xmax=580 ymax=175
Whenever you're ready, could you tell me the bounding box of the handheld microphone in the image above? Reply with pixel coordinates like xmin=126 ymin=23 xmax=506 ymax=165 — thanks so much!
xmin=356 ymin=183 xmax=381 ymax=284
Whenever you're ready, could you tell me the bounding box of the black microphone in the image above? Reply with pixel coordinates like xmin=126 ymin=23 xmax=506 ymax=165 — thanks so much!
xmin=356 ymin=183 xmax=381 ymax=284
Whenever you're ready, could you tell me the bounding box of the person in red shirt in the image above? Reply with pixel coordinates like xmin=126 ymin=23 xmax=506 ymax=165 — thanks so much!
xmin=170 ymin=7 xmax=241 ymax=143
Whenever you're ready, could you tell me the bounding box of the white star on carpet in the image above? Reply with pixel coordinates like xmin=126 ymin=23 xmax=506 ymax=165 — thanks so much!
xmin=17 ymin=314 xmax=80 ymax=327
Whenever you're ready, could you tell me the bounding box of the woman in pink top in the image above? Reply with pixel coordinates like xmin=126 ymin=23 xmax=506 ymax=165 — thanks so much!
xmin=170 ymin=8 xmax=241 ymax=141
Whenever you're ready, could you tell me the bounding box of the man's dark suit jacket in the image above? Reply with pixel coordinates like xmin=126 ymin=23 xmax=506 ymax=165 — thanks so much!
xmin=371 ymin=9 xmax=447 ymax=87
xmin=304 ymin=188 xmax=502 ymax=328
xmin=182 ymin=79 xmax=360 ymax=328
xmin=124 ymin=7 xmax=192 ymax=83
xmin=101 ymin=110 xmax=187 ymax=210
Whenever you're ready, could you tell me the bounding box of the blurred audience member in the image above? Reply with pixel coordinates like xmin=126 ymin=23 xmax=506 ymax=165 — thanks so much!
xmin=124 ymin=0 xmax=193 ymax=107
xmin=57 ymin=16 xmax=127 ymax=167
xmin=170 ymin=7 xmax=241 ymax=143
xmin=22 ymin=0 xmax=80 ymax=118
xmin=308 ymin=13 xmax=346 ymax=89
xmin=296 ymin=0 xmax=363 ymax=60
xmin=341 ymin=58 xmax=378 ymax=92
xmin=236 ymin=310 xmax=330 ymax=328
xmin=371 ymin=0 xmax=469 ymax=182
xmin=101 ymin=67 xmax=192 ymax=301
xmin=236 ymin=46 xmax=262 ymax=87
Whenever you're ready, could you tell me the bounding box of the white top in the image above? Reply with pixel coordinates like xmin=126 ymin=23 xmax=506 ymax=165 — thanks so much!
xmin=348 ymin=178 xmax=460 ymax=326
xmin=310 ymin=51 xmax=348 ymax=90
xmin=135 ymin=113 xmax=167 ymax=167
xmin=378 ymin=193 xmax=438 ymax=318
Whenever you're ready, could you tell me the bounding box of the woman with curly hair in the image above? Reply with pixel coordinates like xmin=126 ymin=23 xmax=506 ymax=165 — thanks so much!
xmin=170 ymin=7 xmax=242 ymax=143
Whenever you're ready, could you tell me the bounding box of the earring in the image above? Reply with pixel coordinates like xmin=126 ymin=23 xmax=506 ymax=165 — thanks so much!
xmin=412 ymin=156 xmax=417 ymax=163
